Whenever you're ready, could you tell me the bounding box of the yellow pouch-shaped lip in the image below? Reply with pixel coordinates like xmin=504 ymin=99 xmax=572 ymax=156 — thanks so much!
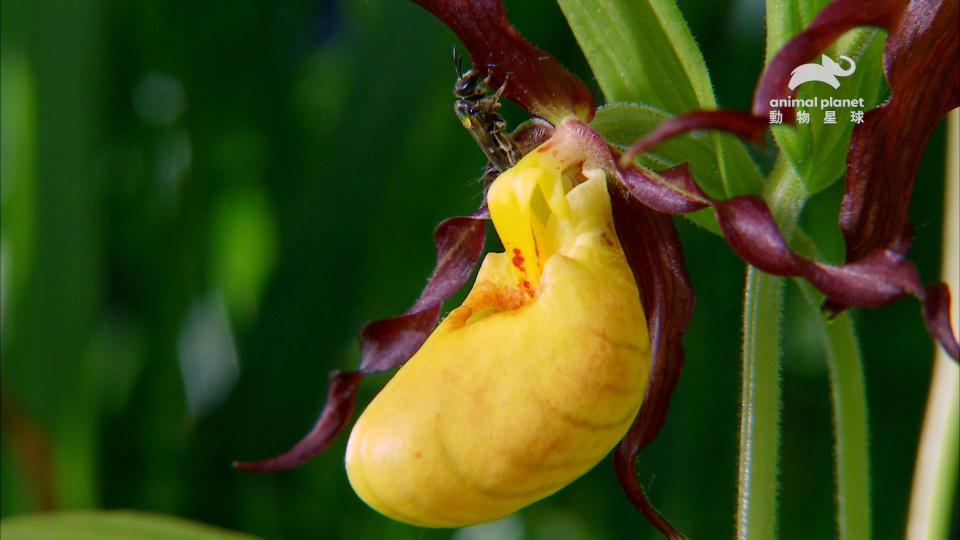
xmin=345 ymin=133 xmax=650 ymax=527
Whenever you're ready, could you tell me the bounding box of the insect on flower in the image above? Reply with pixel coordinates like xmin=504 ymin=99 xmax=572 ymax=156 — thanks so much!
xmin=236 ymin=1 xmax=958 ymax=538
xmin=452 ymin=48 xmax=519 ymax=172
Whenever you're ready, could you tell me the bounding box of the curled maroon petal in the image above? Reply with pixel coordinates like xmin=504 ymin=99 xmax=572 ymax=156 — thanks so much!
xmin=839 ymin=0 xmax=959 ymax=262
xmin=610 ymin=185 xmax=694 ymax=540
xmin=923 ymin=283 xmax=960 ymax=361
xmin=234 ymin=371 xmax=363 ymax=472
xmin=358 ymin=209 xmax=489 ymax=372
xmin=617 ymin=162 xmax=710 ymax=214
xmin=410 ymin=0 xmax=595 ymax=123
xmin=620 ymin=110 xmax=768 ymax=167
xmin=752 ymin=0 xmax=906 ymax=117
xmin=714 ymin=196 xmax=798 ymax=276
xmin=615 ymin=0 xmax=958 ymax=359
xmin=616 ymin=158 xmax=959 ymax=360
xmin=235 ymin=207 xmax=489 ymax=471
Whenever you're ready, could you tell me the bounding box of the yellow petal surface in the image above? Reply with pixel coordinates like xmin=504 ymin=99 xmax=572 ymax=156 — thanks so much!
xmin=345 ymin=135 xmax=650 ymax=527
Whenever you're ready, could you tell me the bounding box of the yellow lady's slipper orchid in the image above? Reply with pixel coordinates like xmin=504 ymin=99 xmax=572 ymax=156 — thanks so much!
xmin=345 ymin=134 xmax=651 ymax=527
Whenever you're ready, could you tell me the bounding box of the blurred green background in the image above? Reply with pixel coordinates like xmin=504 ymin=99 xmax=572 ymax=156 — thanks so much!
xmin=0 ymin=1 xmax=950 ymax=539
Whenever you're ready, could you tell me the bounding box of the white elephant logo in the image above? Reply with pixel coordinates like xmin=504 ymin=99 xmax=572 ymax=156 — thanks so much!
xmin=788 ymin=55 xmax=857 ymax=90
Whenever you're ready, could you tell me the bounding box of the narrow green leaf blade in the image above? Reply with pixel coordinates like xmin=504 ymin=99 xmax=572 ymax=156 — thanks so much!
xmin=558 ymin=0 xmax=763 ymax=204
xmin=765 ymin=0 xmax=831 ymax=62
xmin=554 ymin=0 xmax=712 ymax=111
xmin=0 ymin=511 xmax=261 ymax=540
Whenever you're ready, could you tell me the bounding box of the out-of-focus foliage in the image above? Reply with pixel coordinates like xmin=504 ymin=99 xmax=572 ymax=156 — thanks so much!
xmin=0 ymin=1 xmax=947 ymax=539
xmin=0 ymin=510 xmax=261 ymax=539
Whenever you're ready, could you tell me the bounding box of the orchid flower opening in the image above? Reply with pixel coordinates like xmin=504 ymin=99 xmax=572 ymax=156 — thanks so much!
xmin=346 ymin=122 xmax=649 ymax=526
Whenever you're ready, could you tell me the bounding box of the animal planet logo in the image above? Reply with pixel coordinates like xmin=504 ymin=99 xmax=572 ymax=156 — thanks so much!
xmin=788 ymin=54 xmax=856 ymax=90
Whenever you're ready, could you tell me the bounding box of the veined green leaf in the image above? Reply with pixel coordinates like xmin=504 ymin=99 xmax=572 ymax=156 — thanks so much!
xmin=558 ymin=0 xmax=763 ymax=211
xmin=765 ymin=0 xmax=831 ymax=62
xmin=766 ymin=1 xmax=887 ymax=193
xmin=0 ymin=511 xmax=261 ymax=540
xmin=555 ymin=0 xmax=712 ymax=111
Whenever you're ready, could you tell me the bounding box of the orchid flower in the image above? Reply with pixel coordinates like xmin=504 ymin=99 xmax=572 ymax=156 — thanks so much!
xmin=236 ymin=0 xmax=958 ymax=538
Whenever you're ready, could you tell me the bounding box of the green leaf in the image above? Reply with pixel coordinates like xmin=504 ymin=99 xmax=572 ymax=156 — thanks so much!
xmin=770 ymin=29 xmax=886 ymax=193
xmin=764 ymin=0 xmax=831 ymax=62
xmin=714 ymin=131 xmax=765 ymax=198
xmin=558 ymin=0 xmax=763 ymax=209
xmin=765 ymin=1 xmax=887 ymax=193
xmin=555 ymin=0 xmax=712 ymax=112
xmin=0 ymin=511 xmax=261 ymax=540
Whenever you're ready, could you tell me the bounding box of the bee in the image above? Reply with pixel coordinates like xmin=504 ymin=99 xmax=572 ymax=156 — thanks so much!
xmin=453 ymin=50 xmax=520 ymax=173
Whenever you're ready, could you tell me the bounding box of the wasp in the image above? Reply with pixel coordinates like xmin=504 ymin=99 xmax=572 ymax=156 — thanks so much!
xmin=453 ymin=50 xmax=520 ymax=173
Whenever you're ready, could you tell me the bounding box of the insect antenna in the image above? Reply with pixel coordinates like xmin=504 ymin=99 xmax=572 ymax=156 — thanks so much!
xmin=452 ymin=45 xmax=464 ymax=78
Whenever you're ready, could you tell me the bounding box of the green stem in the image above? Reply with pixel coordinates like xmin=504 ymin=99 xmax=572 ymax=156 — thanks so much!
xmin=737 ymin=268 xmax=786 ymax=540
xmin=796 ymin=278 xmax=871 ymax=540
xmin=905 ymin=108 xmax=959 ymax=540
xmin=907 ymin=356 xmax=960 ymax=540
xmin=737 ymin=157 xmax=808 ymax=540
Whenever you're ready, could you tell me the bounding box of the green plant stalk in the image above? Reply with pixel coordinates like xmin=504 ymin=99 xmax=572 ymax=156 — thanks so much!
xmin=738 ymin=268 xmax=786 ymax=540
xmin=907 ymin=358 xmax=960 ymax=540
xmin=795 ymin=278 xmax=871 ymax=540
xmin=737 ymin=158 xmax=808 ymax=540
xmin=905 ymin=109 xmax=959 ymax=540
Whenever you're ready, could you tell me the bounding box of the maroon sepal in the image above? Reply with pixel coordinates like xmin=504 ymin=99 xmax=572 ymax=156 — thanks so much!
xmin=357 ymin=208 xmax=489 ymax=372
xmin=233 ymin=371 xmax=363 ymax=472
xmin=617 ymin=0 xmax=958 ymax=359
xmin=924 ymin=284 xmax=960 ymax=361
xmin=620 ymin=0 xmax=909 ymax=162
xmin=838 ymin=0 xmax=959 ymax=262
xmin=620 ymin=110 xmax=769 ymax=168
xmin=610 ymin=186 xmax=695 ymax=540
xmin=618 ymin=163 xmax=710 ymax=214
xmin=616 ymin=159 xmax=959 ymax=360
xmin=410 ymin=0 xmax=595 ymax=123
xmin=752 ymin=0 xmax=906 ymax=117
xmin=235 ymin=207 xmax=489 ymax=472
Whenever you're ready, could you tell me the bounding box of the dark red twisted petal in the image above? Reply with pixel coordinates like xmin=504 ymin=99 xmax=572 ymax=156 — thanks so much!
xmin=235 ymin=206 xmax=489 ymax=472
xmin=610 ymin=187 xmax=695 ymax=540
xmin=410 ymin=0 xmax=595 ymax=123
xmin=924 ymin=283 xmax=960 ymax=360
xmin=617 ymin=160 xmax=959 ymax=360
xmin=752 ymin=0 xmax=906 ymax=117
xmin=620 ymin=110 xmax=769 ymax=167
xmin=838 ymin=0 xmax=959 ymax=262
xmin=620 ymin=0 xmax=908 ymax=158
xmin=714 ymin=196 xmax=798 ymax=276
xmin=233 ymin=371 xmax=364 ymax=472
xmin=617 ymin=0 xmax=957 ymax=359
xmin=357 ymin=208 xmax=489 ymax=372
xmin=623 ymin=163 xmax=711 ymax=214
